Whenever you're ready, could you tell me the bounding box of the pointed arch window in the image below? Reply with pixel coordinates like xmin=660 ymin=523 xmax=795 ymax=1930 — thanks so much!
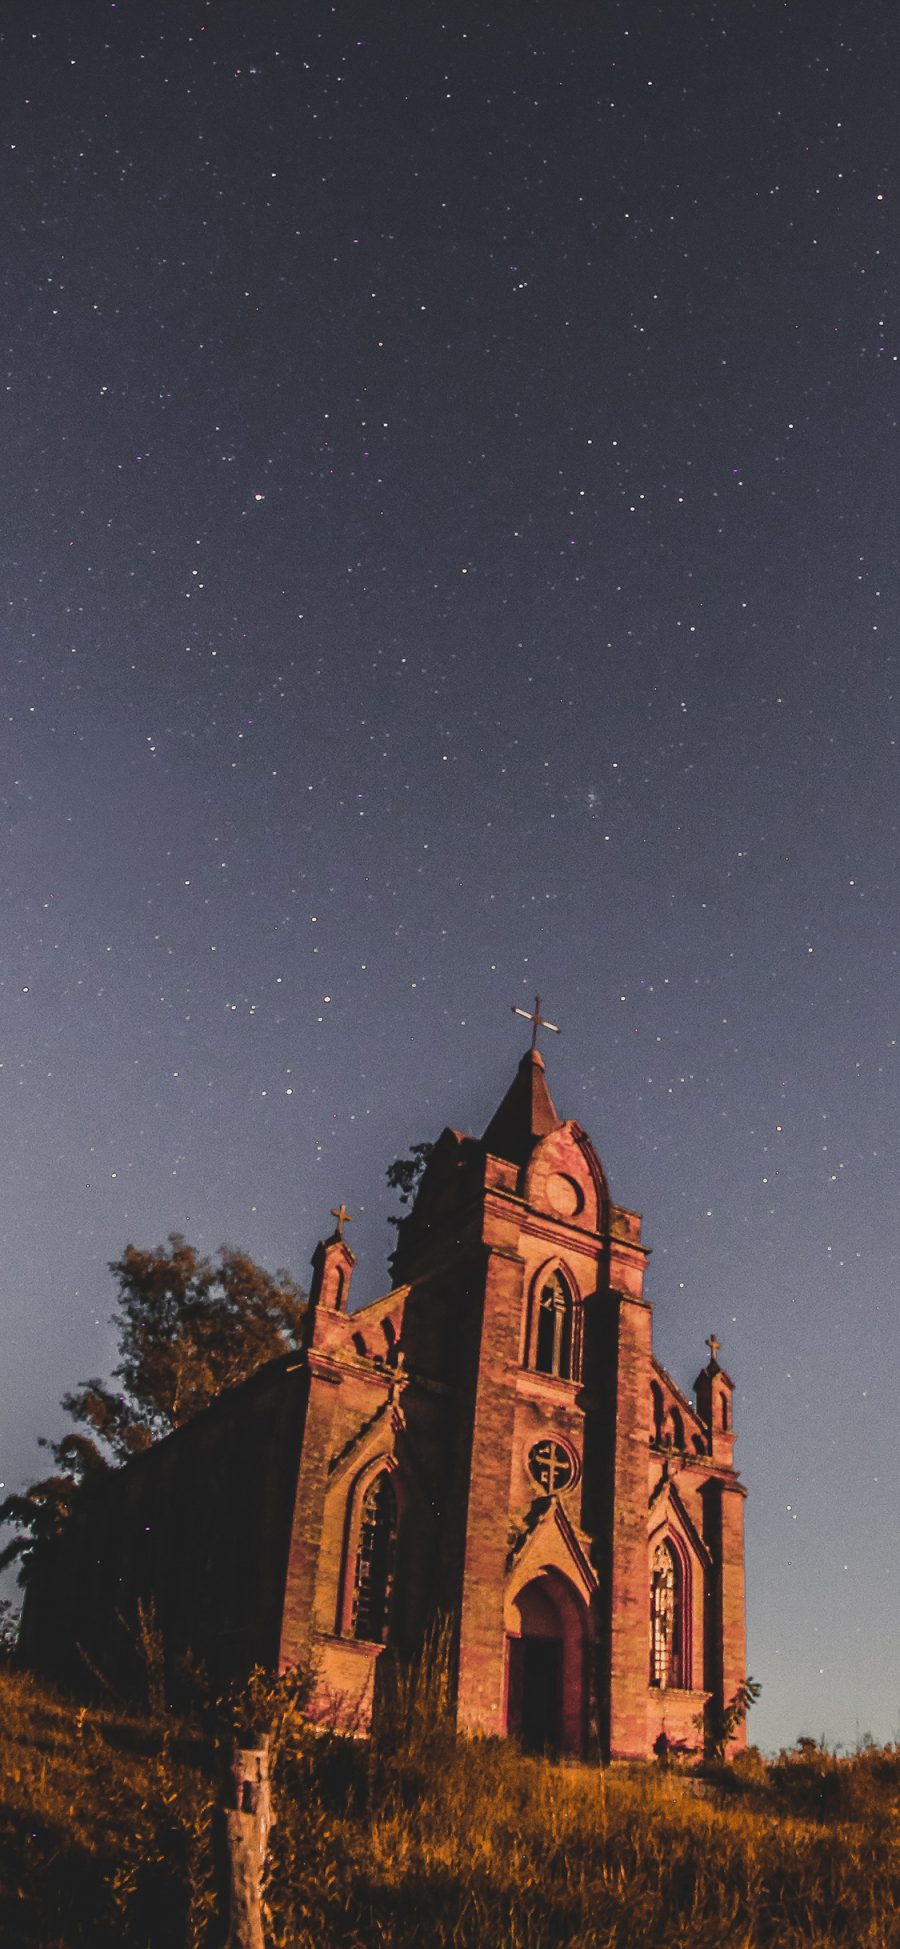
xmin=650 ymin=1381 xmax=664 ymax=1445
xmin=351 ymin=1472 xmax=397 ymax=1643
xmin=534 ymin=1271 xmax=575 ymax=1379
xmin=650 ymin=1540 xmax=683 ymax=1689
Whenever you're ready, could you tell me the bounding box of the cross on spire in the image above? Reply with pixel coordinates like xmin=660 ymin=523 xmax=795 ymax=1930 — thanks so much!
xmin=706 ymin=1333 xmax=721 ymax=1366
xmin=330 ymin=1201 xmax=353 ymax=1239
xmin=511 ymin=993 xmax=561 ymax=1051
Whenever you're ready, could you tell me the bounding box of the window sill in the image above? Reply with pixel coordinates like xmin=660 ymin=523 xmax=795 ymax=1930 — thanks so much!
xmin=516 ymin=1368 xmax=581 ymax=1401
xmin=314 ymin=1632 xmax=386 ymax=1661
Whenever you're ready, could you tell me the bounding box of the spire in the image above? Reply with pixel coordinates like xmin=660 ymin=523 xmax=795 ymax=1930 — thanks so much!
xmin=482 ymin=1048 xmax=562 ymax=1166
xmin=308 ymin=1203 xmax=356 ymax=1313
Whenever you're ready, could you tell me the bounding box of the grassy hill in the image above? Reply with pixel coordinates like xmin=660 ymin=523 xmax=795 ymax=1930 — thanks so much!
xmin=0 ymin=1666 xmax=897 ymax=1947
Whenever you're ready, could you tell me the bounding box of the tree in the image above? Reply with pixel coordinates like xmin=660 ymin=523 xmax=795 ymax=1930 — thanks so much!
xmin=0 ymin=1236 xmax=306 ymax=1583
xmin=697 ymin=1675 xmax=762 ymax=1763
xmin=0 ymin=1428 xmax=121 ymax=1586
xmin=385 ymin=1142 xmax=433 ymax=1229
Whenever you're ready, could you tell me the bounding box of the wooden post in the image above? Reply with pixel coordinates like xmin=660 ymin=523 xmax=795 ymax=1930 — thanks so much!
xmin=222 ymin=1734 xmax=273 ymax=1949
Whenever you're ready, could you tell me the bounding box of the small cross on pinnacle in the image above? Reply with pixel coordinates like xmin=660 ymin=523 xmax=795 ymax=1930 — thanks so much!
xmin=706 ymin=1333 xmax=721 ymax=1366
xmin=330 ymin=1201 xmax=353 ymax=1239
xmin=511 ymin=993 xmax=561 ymax=1051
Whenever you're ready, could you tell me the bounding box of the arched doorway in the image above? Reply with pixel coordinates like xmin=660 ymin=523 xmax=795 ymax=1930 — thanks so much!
xmin=506 ymin=1571 xmax=589 ymax=1754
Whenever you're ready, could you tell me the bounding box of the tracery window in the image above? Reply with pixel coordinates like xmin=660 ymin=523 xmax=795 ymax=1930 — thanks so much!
xmin=650 ymin=1541 xmax=683 ymax=1689
xmin=351 ymin=1471 xmax=397 ymax=1643
xmin=534 ymin=1272 xmax=574 ymax=1379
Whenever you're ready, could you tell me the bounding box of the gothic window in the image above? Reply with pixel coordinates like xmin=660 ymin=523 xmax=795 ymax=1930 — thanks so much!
xmin=650 ymin=1381 xmax=664 ymax=1444
xmin=721 ymin=1394 xmax=729 ymax=1432
xmin=351 ymin=1472 xmax=397 ymax=1643
xmin=534 ymin=1271 xmax=574 ymax=1379
xmin=650 ymin=1541 xmax=683 ymax=1689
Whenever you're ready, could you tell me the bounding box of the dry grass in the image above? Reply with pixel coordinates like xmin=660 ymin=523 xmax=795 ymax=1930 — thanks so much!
xmin=0 ymin=1666 xmax=897 ymax=1948
xmin=271 ymin=1738 xmax=900 ymax=1949
xmin=0 ymin=1668 xmax=216 ymax=1947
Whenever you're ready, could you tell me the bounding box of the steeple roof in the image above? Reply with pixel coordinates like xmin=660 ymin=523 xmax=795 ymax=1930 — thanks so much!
xmin=482 ymin=1048 xmax=562 ymax=1166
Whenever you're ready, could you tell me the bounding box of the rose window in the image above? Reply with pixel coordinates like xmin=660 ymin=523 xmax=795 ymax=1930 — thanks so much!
xmin=527 ymin=1438 xmax=578 ymax=1493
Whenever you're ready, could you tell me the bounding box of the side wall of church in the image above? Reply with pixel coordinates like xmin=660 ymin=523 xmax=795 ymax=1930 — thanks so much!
xmin=22 ymin=1356 xmax=305 ymax=1693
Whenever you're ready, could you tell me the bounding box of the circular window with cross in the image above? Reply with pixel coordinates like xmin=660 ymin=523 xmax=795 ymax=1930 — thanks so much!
xmin=527 ymin=1437 xmax=579 ymax=1494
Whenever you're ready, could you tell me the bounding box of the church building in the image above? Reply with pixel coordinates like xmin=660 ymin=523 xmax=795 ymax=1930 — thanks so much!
xmin=23 ymin=1033 xmax=747 ymax=1759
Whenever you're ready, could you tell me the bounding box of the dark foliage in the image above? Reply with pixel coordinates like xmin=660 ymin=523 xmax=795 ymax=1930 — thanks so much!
xmin=0 ymin=1237 xmax=306 ymax=1585
xmin=697 ymin=1675 xmax=762 ymax=1763
xmin=385 ymin=1142 xmax=433 ymax=1230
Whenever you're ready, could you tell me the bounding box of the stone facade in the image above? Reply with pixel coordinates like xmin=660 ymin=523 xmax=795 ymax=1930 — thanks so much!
xmin=23 ymin=1049 xmax=747 ymax=1759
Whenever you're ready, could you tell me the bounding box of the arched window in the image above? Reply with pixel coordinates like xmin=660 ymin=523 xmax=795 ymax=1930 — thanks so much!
xmin=351 ymin=1472 xmax=397 ymax=1643
xmin=534 ymin=1272 xmax=574 ymax=1379
xmin=650 ymin=1541 xmax=683 ymax=1689
xmin=650 ymin=1381 xmax=664 ymax=1445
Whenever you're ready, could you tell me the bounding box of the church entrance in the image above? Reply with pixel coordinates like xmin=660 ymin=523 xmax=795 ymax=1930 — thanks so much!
xmin=506 ymin=1571 xmax=589 ymax=1755
xmin=520 ymin=1635 xmax=563 ymax=1751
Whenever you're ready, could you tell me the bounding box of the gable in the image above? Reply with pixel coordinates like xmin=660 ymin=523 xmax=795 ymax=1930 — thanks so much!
xmin=648 ymin=1473 xmax=712 ymax=1568
xmin=521 ymin=1121 xmax=609 ymax=1232
xmin=346 ymin=1283 xmax=410 ymax=1360
xmin=504 ymin=1494 xmax=598 ymax=1620
xmin=650 ymin=1356 xmax=706 ymax=1452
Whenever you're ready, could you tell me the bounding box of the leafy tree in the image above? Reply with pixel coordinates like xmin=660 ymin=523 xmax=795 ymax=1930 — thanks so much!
xmin=0 ymin=1236 xmax=306 ymax=1582
xmin=0 ymin=1434 xmax=107 ymax=1582
xmin=385 ymin=1142 xmax=433 ymax=1230
xmin=63 ymin=1237 xmax=307 ymax=1463
xmin=697 ymin=1675 xmax=762 ymax=1763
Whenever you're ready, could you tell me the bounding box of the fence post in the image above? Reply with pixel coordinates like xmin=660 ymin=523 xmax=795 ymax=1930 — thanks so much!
xmin=222 ymin=1733 xmax=273 ymax=1949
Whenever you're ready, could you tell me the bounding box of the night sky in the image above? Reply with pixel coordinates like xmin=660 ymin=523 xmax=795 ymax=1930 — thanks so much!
xmin=3 ymin=0 xmax=899 ymax=1752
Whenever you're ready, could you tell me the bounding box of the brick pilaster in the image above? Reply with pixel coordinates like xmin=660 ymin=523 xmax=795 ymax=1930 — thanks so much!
xmin=455 ymin=1244 xmax=525 ymax=1736
xmin=719 ymin=1479 xmax=748 ymax=1747
xmin=278 ymin=1359 xmax=342 ymax=1667
xmin=606 ymin=1292 xmax=653 ymax=1757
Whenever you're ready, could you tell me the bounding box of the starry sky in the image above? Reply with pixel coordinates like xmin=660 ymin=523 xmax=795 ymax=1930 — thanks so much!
xmin=3 ymin=0 xmax=899 ymax=1752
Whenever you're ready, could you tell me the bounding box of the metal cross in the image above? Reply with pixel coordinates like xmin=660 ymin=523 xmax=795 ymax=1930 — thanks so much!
xmin=511 ymin=993 xmax=561 ymax=1051
xmin=706 ymin=1333 xmax=721 ymax=1365
xmin=330 ymin=1201 xmax=353 ymax=1239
